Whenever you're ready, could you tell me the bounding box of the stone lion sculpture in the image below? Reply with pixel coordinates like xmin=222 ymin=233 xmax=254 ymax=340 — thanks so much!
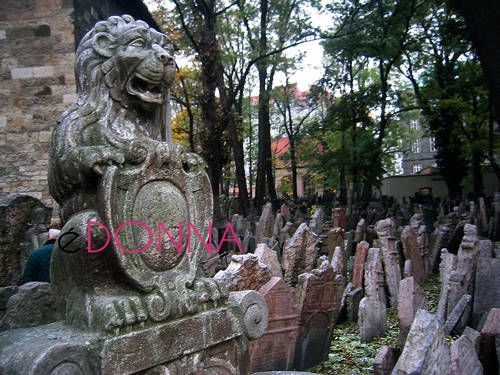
xmin=48 ymin=15 xmax=226 ymax=332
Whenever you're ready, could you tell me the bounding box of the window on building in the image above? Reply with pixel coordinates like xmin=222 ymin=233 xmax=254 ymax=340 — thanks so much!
xmin=413 ymin=163 xmax=422 ymax=174
xmin=411 ymin=140 xmax=421 ymax=153
xmin=410 ymin=120 xmax=418 ymax=130
xmin=429 ymin=137 xmax=436 ymax=152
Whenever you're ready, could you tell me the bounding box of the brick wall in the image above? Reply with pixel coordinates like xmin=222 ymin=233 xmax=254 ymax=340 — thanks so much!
xmin=0 ymin=0 xmax=76 ymax=209
xmin=0 ymin=0 xmax=159 ymax=218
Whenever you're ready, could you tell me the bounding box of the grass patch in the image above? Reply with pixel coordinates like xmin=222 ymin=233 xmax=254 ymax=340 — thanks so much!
xmin=310 ymin=273 xmax=442 ymax=374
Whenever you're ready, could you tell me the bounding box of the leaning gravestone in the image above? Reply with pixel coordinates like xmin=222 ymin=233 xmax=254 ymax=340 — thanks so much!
xmin=0 ymin=15 xmax=267 ymax=374
xmin=250 ymin=277 xmax=300 ymax=372
xmin=397 ymin=276 xmax=427 ymax=345
xmin=0 ymin=194 xmax=52 ymax=286
xmin=214 ymin=254 xmax=272 ymax=292
xmin=472 ymin=257 xmax=500 ymax=325
xmin=294 ymin=261 xmax=342 ymax=370
xmin=392 ymin=309 xmax=450 ymax=375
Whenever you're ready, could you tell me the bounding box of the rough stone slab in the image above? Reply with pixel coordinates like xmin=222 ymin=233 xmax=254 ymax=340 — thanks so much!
xmin=400 ymin=225 xmax=426 ymax=285
xmin=397 ymin=277 xmax=427 ymax=345
xmin=437 ymin=249 xmax=457 ymax=321
xmin=101 ymin=307 xmax=244 ymax=374
xmin=256 ymin=203 xmax=275 ymax=242
xmin=473 ymin=257 xmax=500 ymax=325
xmin=214 ymin=254 xmax=272 ymax=292
xmin=331 ymin=246 xmax=345 ymax=276
xmin=444 ymin=294 xmax=472 ymax=336
xmin=351 ymin=241 xmax=368 ymax=289
xmin=250 ymin=277 xmax=300 ymax=372
xmin=478 ymin=239 xmax=493 ymax=258
xmin=254 ymin=243 xmax=283 ymax=279
xmin=392 ymin=309 xmax=450 ymax=375
xmin=380 ymin=237 xmax=401 ymax=307
xmin=463 ymin=326 xmax=481 ymax=354
xmin=359 ymin=296 xmax=387 ymax=343
xmin=449 ymin=332 xmax=483 ymax=375
xmin=374 ymin=345 xmax=397 ymax=375
xmin=364 ymin=248 xmax=386 ymax=304
xmin=479 ymin=308 xmax=500 ymax=375
xmin=0 ymin=282 xmax=60 ymax=331
xmin=0 ymin=286 xmax=18 ymax=316
xmin=429 ymin=222 xmax=453 ymax=273
xmin=282 ymin=223 xmax=317 ymax=287
xmin=294 ymin=263 xmax=341 ymax=370
xmin=346 ymin=287 xmax=364 ymax=323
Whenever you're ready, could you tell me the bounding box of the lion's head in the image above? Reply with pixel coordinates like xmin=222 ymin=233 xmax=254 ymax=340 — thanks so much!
xmin=75 ymin=15 xmax=175 ymax=109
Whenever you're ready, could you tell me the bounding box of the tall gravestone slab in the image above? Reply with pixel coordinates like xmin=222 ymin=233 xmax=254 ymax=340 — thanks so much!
xmin=352 ymin=240 xmax=369 ymax=289
xmin=400 ymin=215 xmax=427 ymax=285
xmin=250 ymin=277 xmax=300 ymax=372
xmin=397 ymin=277 xmax=427 ymax=345
xmin=473 ymin=257 xmax=500 ymax=325
xmin=0 ymin=194 xmax=52 ymax=286
xmin=376 ymin=219 xmax=401 ymax=307
xmin=294 ymin=262 xmax=341 ymax=370
xmin=281 ymin=223 xmax=317 ymax=287
xmin=256 ymin=203 xmax=275 ymax=243
xmin=359 ymin=296 xmax=387 ymax=343
xmin=0 ymin=16 xmax=267 ymax=374
xmin=392 ymin=310 xmax=450 ymax=375
xmin=364 ymin=248 xmax=386 ymax=304
xmin=437 ymin=249 xmax=457 ymax=321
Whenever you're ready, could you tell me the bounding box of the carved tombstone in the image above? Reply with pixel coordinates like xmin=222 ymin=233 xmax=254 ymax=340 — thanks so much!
xmin=376 ymin=219 xmax=401 ymax=307
xmin=0 ymin=16 xmax=267 ymax=374
xmin=250 ymin=277 xmax=300 ymax=372
xmin=256 ymin=203 xmax=275 ymax=242
xmin=281 ymin=223 xmax=317 ymax=287
xmin=401 ymin=215 xmax=427 ymax=285
xmin=294 ymin=261 xmax=342 ymax=370
xmin=214 ymin=254 xmax=272 ymax=292
xmin=352 ymin=240 xmax=369 ymax=289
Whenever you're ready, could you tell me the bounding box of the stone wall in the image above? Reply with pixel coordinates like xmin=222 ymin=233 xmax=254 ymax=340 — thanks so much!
xmin=0 ymin=0 xmax=76 ymax=208
xmin=0 ymin=0 xmax=159 ymax=214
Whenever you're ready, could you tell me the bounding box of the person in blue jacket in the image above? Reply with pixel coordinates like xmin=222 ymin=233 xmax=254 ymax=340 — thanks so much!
xmin=22 ymin=228 xmax=60 ymax=283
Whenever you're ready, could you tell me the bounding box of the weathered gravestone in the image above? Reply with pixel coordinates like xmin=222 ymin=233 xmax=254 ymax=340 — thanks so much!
xmin=400 ymin=214 xmax=428 ymax=285
xmin=449 ymin=329 xmax=483 ymax=375
xmin=374 ymin=345 xmax=397 ymax=375
xmin=0 ymin=282 xmax=60 ymax=331
xmin=331 ymin=208 xmax=346 ymax=230
xmin=250 ymin=277 xmax=300 ymax=372
xmin=437 ymin=249 xmax=457 ymax=321
xmin=281 ymin=223 xmax=317 ymax=287
xmin=429 ymin=221 xmax=453 ymax=273
xmin=359 ymin=296 xmax=387 ymax=343
xmin=376 ymin=219 xmax=401 ymax=307
xmin=397 ymin=276 xmax=427 ymax=345
xmin=214 ymin=254 xmax=272 ymax=292
xmin=364 ymin=248 xmax=386 ymax=304
xmin=294 ymin=261 xmax=342 ymax=370
xmin=479 ymin=308 xmax=500 ymax=375
xmin=0 ymin=194 xmax=52 ymax=286
xmin=0 ymin=16 xmax=267 ymax=374
xmin=254 ymin=243 xmax=283 ymax=279
xmin=256 ymin=203 xmax=275 ymax=243
xmin=392 ymin=309 xmax=450 ymax=375
xmin=352 ymin=240 xmax=369 ymax=289
xmin=473 ymin=257 xmax=500 ymax=326
xmin=446 ymin=224 xmax=479 ymax=322
xmin=444 ymin=294 xmax=472 ymax=336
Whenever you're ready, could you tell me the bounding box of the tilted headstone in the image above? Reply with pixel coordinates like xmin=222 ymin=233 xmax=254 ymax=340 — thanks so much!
xmin=429 ymin=221 xmax=453 ymax=273
xmin=437 ymin=249 xmax=457 ymax=321
xmin=214 ymin=254 xmax=272 ymax=292
xmin=444 ymin=294 xmax=472 ymax=336
xmin=374 ymin=345 xmax=397 ymax=375
xmin=310 ymin=207 xmax=324 ymax=235
xmin=479 ymin=308 xmax=500 ymax=375
xmin=254 ymin=243 xmax=283 ymax=279
xmin=281 ymin=223 xmax=317 ymax=287
xmin=446 ymin=224 xmax=479 ymax=319
xmin=250 ymin=277 xmax=300 ymax=372
xmin=364 ymin=248 xmax=386 ymax=304
xmin=294 ymin=261 xmax=342 ymax=370
xmin=400 ymin=214 xmax=428 ymax=284
xmin=397 ymin=276 xmax=427 ymax=345
xmin=392 ymin=309 xmax=450 ymax=375
xmin=0 ymin=16 xmax=267 ymax=374
xmin=472 ymin=257 xmax=500 ymax=325
xmin=332 ymin=208 xmax=346 ymax=230
xmin=331 ymin=246 xmax=345 ymax=277
xmin=354 ymin=218 xmax=366 ymax=243
xmin=0 ymin=194 xmax=52 ymax=286
xmin=376 ymin=222 xmax=401 ymax=307
xmin=359 ymin=296 xmax=387 ymax=343
xmin=256 ymin=203 xmax=275 ymax=243
xmin=0 ymin=282 xmax=60 ymax=331
xmin=449 ymin=330 xmax=483 ymax=375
